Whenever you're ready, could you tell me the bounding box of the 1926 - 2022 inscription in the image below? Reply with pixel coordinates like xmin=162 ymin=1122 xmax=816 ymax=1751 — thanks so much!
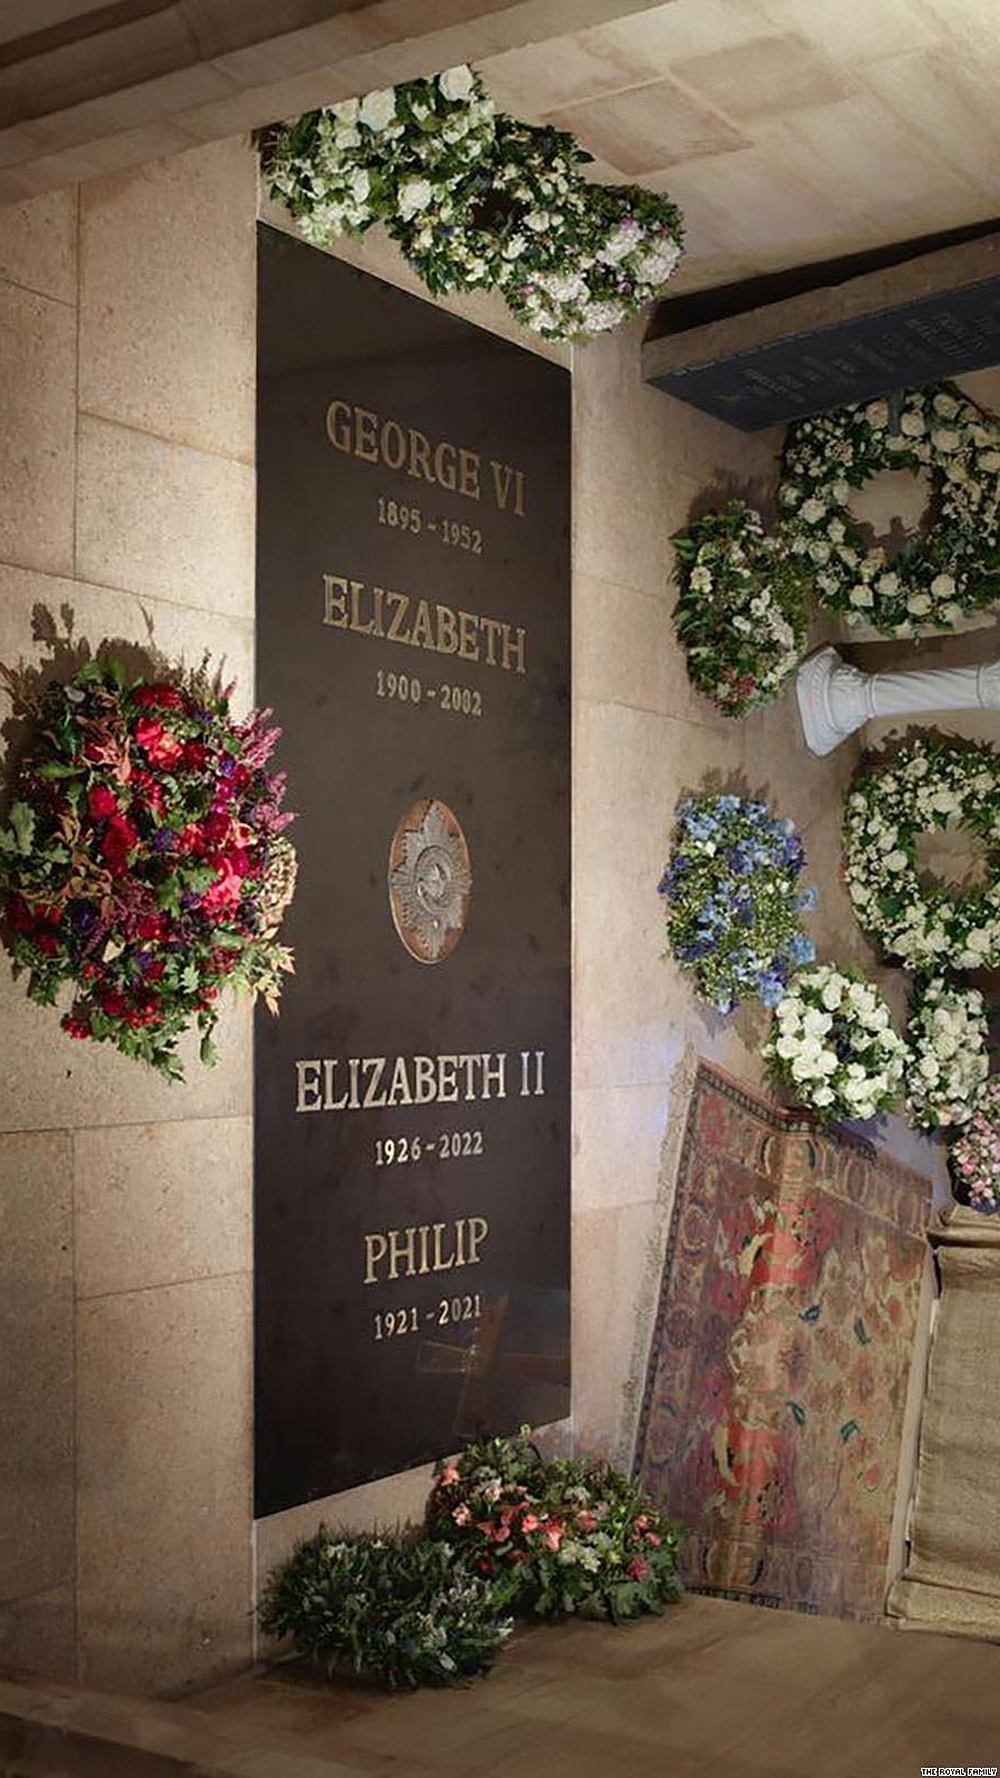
xmin=253 ymin=226 xmax=571 ymax=1516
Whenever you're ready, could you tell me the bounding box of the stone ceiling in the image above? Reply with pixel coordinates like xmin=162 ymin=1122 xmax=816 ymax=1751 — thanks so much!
xmin=475 ymin=0 xmax=1000 ymax=294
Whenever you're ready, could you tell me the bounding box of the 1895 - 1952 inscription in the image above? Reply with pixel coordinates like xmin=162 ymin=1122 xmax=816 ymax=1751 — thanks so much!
xmin=253 ymin=226 xmax=571 ymax=1516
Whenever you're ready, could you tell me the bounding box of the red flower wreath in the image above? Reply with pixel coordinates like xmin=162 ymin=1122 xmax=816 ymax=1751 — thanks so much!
xmin=0 ymin=660 xmax=296 ymax=1079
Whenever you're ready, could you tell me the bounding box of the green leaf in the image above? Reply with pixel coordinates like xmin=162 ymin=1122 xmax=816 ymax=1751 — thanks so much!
xmin=199 ymin=1034 xmax=218 ymax=1068
xmin=9 ymin=802 xmax=35 ymax=855
xmin=36 ymin=761 xmax=81 ymax=780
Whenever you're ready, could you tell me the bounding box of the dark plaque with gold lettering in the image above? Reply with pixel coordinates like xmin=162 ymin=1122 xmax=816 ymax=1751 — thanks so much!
xmin=254 ymin=224 xmax=571 ymax=1516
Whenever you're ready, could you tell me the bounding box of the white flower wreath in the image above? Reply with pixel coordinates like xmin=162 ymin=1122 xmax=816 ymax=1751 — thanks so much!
xmin=263 ymin=67 xmax=497 ymax=247
xmin=763 ymin=964 xmax=906 ymax=1122
xmin=843 ymin=735 xmax=1000 ymax=972
xmin=903 ymin=978 xmax=990 ymax=1131
xmin=780 ymin=382 xmax=1000 ymax=636
xmin=504 ymin=183 xmax=684 ymax=343
xmin=389 ymin=117 xmax=591 ymax=297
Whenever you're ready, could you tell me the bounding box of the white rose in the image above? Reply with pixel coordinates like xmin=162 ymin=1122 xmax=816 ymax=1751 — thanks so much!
xmin=866 ymin=401 xmax=889 ymax=429
xmin=439 ymin=64 xmax=476 ymax=102
xmin=900 ymin=410 xmax=926 ymax=437
xmin=849 ymin=585 xmax=874 ymax=607
xmin=359 ymin=88 xmax=397 ymax=132
xmin=800 ymin=498 xmax=826 ymax=523
xmin=930 ymin=572 xmax=956 ymax=597
xmin=331 ymin=98 xmax=360 ymax=125
xmin=907 ymin=593 xmax=931 ymax=616
xmin=821 ymin=980 xmax=843 ymax=1011
xmin=978 ymin=449 xmax=1000 ymax=472
xmin=933 ymin=392 xmax=959 ymax=418
xmin=813 ymin=1085 xmax=835 ymax=1107
xmin=931 ymin=427 xmax=960 ymax=453
xmin=398 ymin=178 xmax=433 ymax=219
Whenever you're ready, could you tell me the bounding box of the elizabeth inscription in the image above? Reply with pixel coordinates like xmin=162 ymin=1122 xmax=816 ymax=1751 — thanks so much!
xmin=253 ymin=228 xmax=571 ymax=1514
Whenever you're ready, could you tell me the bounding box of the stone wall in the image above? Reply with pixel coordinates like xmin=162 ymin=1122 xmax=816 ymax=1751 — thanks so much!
xmin=0 ymin=131 xmax=947 ymax=1698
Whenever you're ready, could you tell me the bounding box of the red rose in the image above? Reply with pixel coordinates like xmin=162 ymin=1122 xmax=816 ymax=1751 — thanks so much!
xmin=227 ymin=848 xmax=250 ymax=878
xmin=228 ymin=763 xmax=251 ymax=792
xmin=137 ymin=913 xmax=163 ymax=940
xmin=135 ymin=717 xmax=183 ymax=769
xmin=34 ymin=932 xmax=60 ymax=955
xmin=201 ymin=812 xmax=230 ymax=848
xmin=132 ymin=684 xmax=187 ymax=712
xmin=101 ymin=812 xmax=138 ymax=875
xmin=182 ymin=741 xmax=207 ymax=771
xmin=145 ymin=961 xmax=166 ymax=982
xmin=6 ymin=895 xmax=33 ymax=932
xmin=99 ymin=990 xmax=128 ymax=1019
xmin=60 ymin=1013 xmax=92 ymax=1040
xmin=87 ymin=785 xmax=118 ymax=819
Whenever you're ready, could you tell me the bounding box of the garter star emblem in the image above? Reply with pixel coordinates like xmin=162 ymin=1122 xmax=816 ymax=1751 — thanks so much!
xmin=388 ymin=797 xmax=472 ymax=965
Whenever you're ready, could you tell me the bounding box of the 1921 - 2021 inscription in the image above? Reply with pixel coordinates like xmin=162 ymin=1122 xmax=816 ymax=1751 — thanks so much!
xmin=254 ymin=226 xmax=571 ymax=1517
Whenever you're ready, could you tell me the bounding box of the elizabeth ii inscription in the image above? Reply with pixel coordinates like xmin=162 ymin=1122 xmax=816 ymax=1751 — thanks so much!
xmin=254 ymin=226 xmax=571 ymax=1516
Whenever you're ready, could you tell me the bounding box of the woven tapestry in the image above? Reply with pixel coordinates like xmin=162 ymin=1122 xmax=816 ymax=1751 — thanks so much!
xmin=635 ymin=1061 xmax=932 ymax=1619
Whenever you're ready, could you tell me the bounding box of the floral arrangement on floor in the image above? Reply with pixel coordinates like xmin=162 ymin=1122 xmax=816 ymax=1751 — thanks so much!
xmin=949 ymin=1076 xmax=1000 ymax=1213
xmin=763 ymin=964 xmax=907 ymax=1122
xmin=426 ymin=1427 xmax=682 ymax=1623
xmin=842 ymin=734 xmax=1000 ymax=973
xmin=780 ymin=382 xmax=1000 ymax=636
xmin=903 ymin=978 xmax=991 ymax=1131
xmin=258 ymin=1527 xmax=513 ymax=1690
xmin=261 ymin=67 xmax=685 ymax=342
xmin=0 ymin=659 xmax=295 ymax=1079
xmin=263 ymin=66 xmax=497 ymax=245
xmin=671 ymin=504 xmax=807 ymax=715
xmin=659 ymin=793 xmax=816 ymax=1014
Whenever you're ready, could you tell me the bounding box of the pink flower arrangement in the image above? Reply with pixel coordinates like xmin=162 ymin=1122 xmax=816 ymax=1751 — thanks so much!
xmin=950 ymin=1077 xmax=1000 ymax=1214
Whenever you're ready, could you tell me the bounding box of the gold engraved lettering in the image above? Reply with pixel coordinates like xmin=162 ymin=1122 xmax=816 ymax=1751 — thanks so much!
xmin=409 ymin=428 xmax=434 ymax=484
xmin=386 ymin=1055 xmax=413 ymax=1107
xmin=435 ymin=604 xmax=458 ymax=655
xmin=362 ymin=1216 xmax=490 ymax=1284
xmin=380 ymin=418 xmax=407 ymax=471
xmin=481 ymin=1053 xmax=507 ymax=1099
xmin=409 ymin=599 xmax=434 ymax=651
xmin=385 ymin=590 xmax=411 ymax=644
xmin=412 ymin=1055 xmax=437 ymax=1103
xmin=433 ymin=441 xmax=457 ymax=491
xmin=349 ymin=579 xmax=374 ymax=636
xmin=325 ymin=400 xmax=352 ymax=452
xmin=322 ymin=574 xmax=349 ymax=629
xmin=295 ymin=1060 xmax=322 ymax=1112
xmin=323 ymin=1058 xmax=348 ymax=1111
xmin=354 ymin=407 xmax=379 ymax=463
xmin=480 ymin=615 xmax=502 ymax=667
xmin=458 ymin=449 xmax=480 ymax=501
xmin=502 ymin=625 xmax=526 ymax=676
xmin=361 ymin=1057 xmax=387 ymax=1109
xmin=457 ymin=610 xmax=479 ymax=662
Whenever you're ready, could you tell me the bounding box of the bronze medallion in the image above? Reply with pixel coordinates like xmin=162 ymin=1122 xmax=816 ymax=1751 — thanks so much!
xmin=387 ymin=797 xmax=472 ymax=965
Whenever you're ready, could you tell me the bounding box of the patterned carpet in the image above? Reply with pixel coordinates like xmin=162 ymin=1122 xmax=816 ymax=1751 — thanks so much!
xmin=635 ymin=1062 xmax=932 ymax=1620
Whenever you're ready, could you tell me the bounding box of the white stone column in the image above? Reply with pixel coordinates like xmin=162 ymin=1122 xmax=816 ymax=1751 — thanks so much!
xmin=796 ymin=645 xmax=1000 ymax=756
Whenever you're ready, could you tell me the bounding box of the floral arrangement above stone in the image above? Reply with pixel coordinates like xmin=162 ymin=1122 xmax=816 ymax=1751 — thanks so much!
xmin=426 ymin=1425 xmax=682 ymax=1622
xmin=903 ymin=977 xmax=991 ymax=1132
xmin=258 ymin=1527 xmax=513 ymax=1690
xmin=263 ymin=66 xmax=497 ymax=245
xmin=763 ymin=964 xmax=907 ymax=1123
xmin=671 ymin=504 xmax=807 ymax=716
xmin=950 ymin=1076 xmax=1000 ymax=1214
xmin=261 ymin=67 xmax=685 ymax=342
xmin=0 ymin=660 xmax=295 ymax=1079
xmin=659 ymin=792 xmax=816 ymax=1014
xmin=842 ymin=734 xmax=1000 ymax=974
xmin=780 ymin=382 xmax=1000 ymax=637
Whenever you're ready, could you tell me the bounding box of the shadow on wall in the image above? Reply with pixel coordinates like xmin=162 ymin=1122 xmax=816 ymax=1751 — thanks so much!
xmin=0 ymin=601 xmax=241 ymax=818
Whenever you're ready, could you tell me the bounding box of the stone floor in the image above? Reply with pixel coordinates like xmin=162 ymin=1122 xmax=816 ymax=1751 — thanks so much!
xmin=181 ymin=1596 xmax=1000 ymax=1778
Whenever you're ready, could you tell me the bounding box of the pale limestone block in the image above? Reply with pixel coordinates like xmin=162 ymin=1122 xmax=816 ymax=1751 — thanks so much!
xmin=572 ymin=1199 xmax=659 ymax=1456
xmin=0 ymin=1582 xmax=75 ymax=1684
xmin=477 ymin=27 xmax=662 ymax=118
xmin=75 ymin=416 xmax=255 ymax=621
xmin=572 ymin=701 xmax=743 ymax=1091
xmin=671 ymin=32 xmax=850 ymax=123
xmin=547 ymin=76 xmax=748 ymax=175
xmin=594 ymin=0 xmax=784 ymax=68
xmin=79 ymin=137 xmax=256 ymax=463
xmin=739 ymin=673 xmax=862 ymax=841
xmin=0 ymin=1132 xmax=74 ymax=1608
xmin=0 ymin=188 xmax=76 ymax=305
xmin=572 ymin=1083 xmax=671 ymax=1214
xmin=0 ymin=568 xmax=255 ymax=1131
xmin=0 ymin=563 xmax=254 ymax=719
xmin=74 ymin=1117 xmax=251 ymax=1301
xmin=77 ymin=1273 xmax=252 ymax=1696
xmin=0 ymin=281 xmax=75 ymax=577
xmin=574 ymin=570 xmax=730 ymax=730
